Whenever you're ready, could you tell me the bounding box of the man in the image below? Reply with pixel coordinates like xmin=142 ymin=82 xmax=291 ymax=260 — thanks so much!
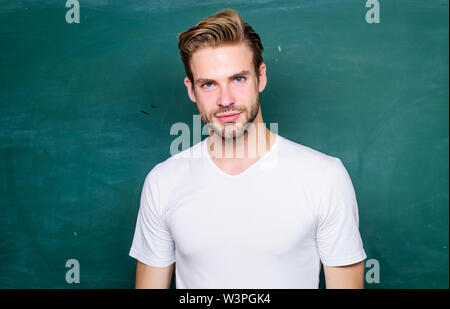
xmin=129 ymin=8 xmax=367 ymax=289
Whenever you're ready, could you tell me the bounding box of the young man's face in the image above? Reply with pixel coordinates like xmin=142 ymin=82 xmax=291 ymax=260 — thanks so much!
xmin=184 ymin=42 xmax=267 ymax=140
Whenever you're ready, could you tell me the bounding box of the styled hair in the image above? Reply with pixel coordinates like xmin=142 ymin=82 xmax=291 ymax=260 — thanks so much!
xmin=177 ymin=8 xmax=264 ymax=85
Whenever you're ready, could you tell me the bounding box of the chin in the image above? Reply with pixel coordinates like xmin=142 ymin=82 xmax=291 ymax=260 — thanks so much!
xmin=223 ymin=127 xmax=248 ymax=141
xmin=209 ymin=119 xmax=250 ymax=140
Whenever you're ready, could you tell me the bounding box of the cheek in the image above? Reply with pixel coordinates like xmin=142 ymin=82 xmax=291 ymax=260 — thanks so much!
xmin=199 ymin=91 xmax=217 ymax=102
xmin=195 ymin=93 xmax=216 ymax=114
xmin=236 ymin=85 xmax=257 ymax=102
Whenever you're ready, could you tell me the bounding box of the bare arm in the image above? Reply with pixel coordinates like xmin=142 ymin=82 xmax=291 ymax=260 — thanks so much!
xmin=323 ymin=260 xmax=365 ymax=289
xmin=135 ymin=261 xmax=175 ymax=289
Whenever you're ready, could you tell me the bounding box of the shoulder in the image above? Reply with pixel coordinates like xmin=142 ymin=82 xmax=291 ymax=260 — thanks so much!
xmin=277 ymin=135 xmax=342 ymax=171
xmin=276 ymin=135 xmax=353 ymax=193
xmin=143 ymin=139 xmax=204 ymax=188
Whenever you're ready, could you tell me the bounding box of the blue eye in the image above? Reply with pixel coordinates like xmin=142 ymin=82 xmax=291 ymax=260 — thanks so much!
xmin=202 ymin=82 xmax=213 ymax=88
xmin=235 ymin=76 xmax=245 ymax=82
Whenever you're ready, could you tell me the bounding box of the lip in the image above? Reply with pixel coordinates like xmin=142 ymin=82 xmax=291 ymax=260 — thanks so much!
xmin=216 ymin=112 xmax=241 ymax=123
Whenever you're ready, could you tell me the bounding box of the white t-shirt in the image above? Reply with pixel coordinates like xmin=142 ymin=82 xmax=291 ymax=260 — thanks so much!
xmin=129 ymin=134 xmax=367 ymax=289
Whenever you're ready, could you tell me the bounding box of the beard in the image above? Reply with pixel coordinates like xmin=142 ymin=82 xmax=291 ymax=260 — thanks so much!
xmin=198 ymin=97 xmax=260 ymax=142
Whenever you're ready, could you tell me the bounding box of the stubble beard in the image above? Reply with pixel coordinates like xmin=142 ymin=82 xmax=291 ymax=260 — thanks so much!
xmin=199 ymin=97 xmax=260 ymax=142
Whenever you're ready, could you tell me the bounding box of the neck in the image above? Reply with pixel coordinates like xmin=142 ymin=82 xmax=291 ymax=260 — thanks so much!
xmin=207 ymin=122 xmax=276 ymax=161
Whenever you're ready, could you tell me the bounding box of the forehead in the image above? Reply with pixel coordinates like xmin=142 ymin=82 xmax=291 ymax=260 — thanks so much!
xmin=190 ymin=42 xmax=254 ymax=79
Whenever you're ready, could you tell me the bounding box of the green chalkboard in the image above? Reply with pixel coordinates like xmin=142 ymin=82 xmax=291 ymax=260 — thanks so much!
xmin=0 ymin=0 xmax=448 ymax=288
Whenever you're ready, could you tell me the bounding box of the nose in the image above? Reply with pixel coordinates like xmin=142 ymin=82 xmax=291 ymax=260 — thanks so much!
xmin=218 ymin=84 xmax=235 ymax=107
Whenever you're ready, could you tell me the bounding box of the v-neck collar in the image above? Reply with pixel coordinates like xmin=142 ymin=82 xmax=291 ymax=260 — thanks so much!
xmin=202 ymin=133 xmax=280 ymax=178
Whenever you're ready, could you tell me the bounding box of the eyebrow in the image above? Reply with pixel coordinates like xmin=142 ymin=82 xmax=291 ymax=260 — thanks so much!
xmin=195 ymin=70 xmax=251 ymax=85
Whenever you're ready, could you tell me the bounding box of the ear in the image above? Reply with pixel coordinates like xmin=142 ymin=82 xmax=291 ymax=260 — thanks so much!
xmin=184 ymin=77 xmax=197 ymax=103
xmin=257 ymin=63 xmax=267 ymax=93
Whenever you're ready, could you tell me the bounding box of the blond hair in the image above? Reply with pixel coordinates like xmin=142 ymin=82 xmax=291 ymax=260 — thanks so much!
xmin=177 ymin=9 xmax=264 ymax=85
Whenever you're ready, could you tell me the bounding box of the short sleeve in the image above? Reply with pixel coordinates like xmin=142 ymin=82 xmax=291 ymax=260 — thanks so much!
xmin=129 ymin=164 xmax=176 ymax=267
xmin=315 ymin=158 xmax=367 ymax=266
